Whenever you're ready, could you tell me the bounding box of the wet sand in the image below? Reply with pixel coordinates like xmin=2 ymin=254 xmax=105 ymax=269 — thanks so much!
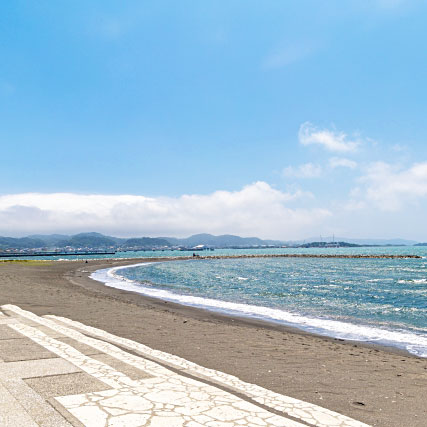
xmin=0 ymin=258 xmax=426 ymax=426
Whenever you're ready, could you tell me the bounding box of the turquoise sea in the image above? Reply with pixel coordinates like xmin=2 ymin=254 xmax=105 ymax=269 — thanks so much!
xmin=89 ymin=246 xmax=427 ymax=358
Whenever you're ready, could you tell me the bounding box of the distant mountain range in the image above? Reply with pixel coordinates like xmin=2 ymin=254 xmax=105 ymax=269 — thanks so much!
xmin=0 ymin=232 xmax=282 ymax=250
xmin=0 ymin=233 xmax=170 ymax=250
xmin=0 ymin=232 xmax=283 ymax=250
xmin=161 ymin=233 xmax=283 ymax=248
xmin=0 ymin=236 xmax=47 ymax=250
xmin=0 ymin=232 xmax=421 ymax=250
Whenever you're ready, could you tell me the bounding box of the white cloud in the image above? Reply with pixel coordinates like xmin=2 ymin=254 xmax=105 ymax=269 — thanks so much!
xmin=283 ymin=163 xmax=322 ymax=178
xmin=329 ymin=157 xmax=357 ymax=169
xmin=0 ymin=182 xmax=331 ymax=239
xmin=357 ymin=161 xmax=427 ymax=210
xmin=299 ymin=122 xmax=359 ymax=153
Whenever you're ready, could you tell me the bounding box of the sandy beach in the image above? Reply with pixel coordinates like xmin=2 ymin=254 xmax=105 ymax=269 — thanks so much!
xmin=0 ymin=258 xmax=426 ymax=427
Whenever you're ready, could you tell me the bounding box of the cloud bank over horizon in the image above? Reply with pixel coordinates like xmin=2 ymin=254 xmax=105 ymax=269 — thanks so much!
xmin=2 ymin=123 xmax=427 ymax=241
xmin=0 ymin=182 xmax=331 ymax=239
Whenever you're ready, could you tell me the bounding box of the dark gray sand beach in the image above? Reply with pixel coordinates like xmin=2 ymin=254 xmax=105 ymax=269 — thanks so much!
xmin=0 ymin=259 xmax=426 ymax=427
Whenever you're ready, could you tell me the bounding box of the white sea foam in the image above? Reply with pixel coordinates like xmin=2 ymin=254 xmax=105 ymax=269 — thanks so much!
xmin=91 ymin=263 xmax=427 ymax=358
xmin=398 ymin=278 xmax=427 ymax=284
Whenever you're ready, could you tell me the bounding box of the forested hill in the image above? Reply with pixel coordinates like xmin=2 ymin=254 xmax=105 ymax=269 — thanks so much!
xmin=0 ymin=232 xmax=284 ymax=249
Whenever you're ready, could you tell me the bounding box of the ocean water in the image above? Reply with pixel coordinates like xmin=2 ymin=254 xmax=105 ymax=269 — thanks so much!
xmin=91 ymin=250 xmax=427 ymax=358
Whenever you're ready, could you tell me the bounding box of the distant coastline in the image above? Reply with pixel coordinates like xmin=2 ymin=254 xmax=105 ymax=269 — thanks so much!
xmin=0 ymin=231 xmax=422 ymax=256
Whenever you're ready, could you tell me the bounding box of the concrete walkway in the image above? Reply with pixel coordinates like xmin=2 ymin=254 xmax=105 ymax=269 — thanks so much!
xmin=0 ymin=305 xmax=369 ymax=427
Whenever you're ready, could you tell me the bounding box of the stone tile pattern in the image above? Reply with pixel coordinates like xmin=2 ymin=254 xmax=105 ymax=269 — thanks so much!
xmin=8 ymin=321 xmax=302 ymax=426
xmin=24 ymin=372 xmax=110 ymax=399
xmin=47 ymin=315 xmax=369 ymax=427
xmin=0 ymin=319 xmax=80 ymax=426
xmin=0 ymin=357 xmax=76 ymax=427
xmin=2 ymin=304 xmax=370 ymax=427
xmin=0 ymin=336 xmax=57 ymax=362
xmin=0 ymin=382 xmax=38 ymax=427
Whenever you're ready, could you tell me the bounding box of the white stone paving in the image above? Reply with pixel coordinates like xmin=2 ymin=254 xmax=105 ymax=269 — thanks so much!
xmin=0 ymin=382 xmax=39 ymax=427
xmin=1 ymin=305 xmax=370 ymax=427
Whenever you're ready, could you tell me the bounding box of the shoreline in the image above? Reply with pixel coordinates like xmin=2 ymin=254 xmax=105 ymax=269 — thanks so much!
xmin=94 ymin=259 xmax=427 ymax=359
xmin=0 ymin=258 xmax=426 ymax=426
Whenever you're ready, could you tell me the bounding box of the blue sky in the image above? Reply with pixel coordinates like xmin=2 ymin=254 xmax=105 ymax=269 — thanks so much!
xmin=2 ymin=0 xmax=427 ymax=239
